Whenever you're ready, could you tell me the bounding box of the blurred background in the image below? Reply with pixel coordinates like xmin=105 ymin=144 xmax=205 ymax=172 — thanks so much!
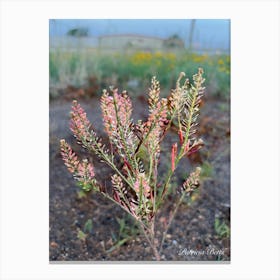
xmin=49 ymin=19 xmax=230 ymax=100
xmin=49 ymin=19 xmax=230 ymax=261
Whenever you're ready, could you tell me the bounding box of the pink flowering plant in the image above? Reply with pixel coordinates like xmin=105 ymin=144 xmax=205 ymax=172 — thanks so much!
xmin=60 ymin=68 xmax=205 ymax=260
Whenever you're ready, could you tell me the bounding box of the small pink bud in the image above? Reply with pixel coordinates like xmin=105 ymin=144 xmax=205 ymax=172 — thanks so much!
xmin=186 ymin=139 xmax=204 ymax=156
xmin=178 ymin=129 xmax=184 ymax=145
xmin=171 ymin=143 xmax=177 ymax=172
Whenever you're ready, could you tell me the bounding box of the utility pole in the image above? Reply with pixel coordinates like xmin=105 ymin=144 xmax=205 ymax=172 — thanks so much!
xmin=188 ymin=19 xmax=196 ymax=51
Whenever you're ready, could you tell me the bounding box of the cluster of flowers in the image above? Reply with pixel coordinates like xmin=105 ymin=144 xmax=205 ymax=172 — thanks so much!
xmin=60 ymin=139 xmax=96 ymax=192
xmin=60 ymin=69 xmax=205 ymax=259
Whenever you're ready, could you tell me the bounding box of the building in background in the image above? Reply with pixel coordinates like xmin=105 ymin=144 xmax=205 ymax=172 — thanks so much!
xmin=98 ymin=34 xmax=165 ymax=51
xmin=50 ymin=33 xmax=185 ymax=52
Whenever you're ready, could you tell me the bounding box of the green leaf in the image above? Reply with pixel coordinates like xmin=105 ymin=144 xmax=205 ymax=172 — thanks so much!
xmin=84 ymin=219 xmax=93 ymax=234
xmin=77 ymin=229 xmax=87 ymax=241
xmin=106 ymin=237 xmax=130 ymax=253
xmin=77 ymin=190 xmax=87 ymax=199
xmin=214 ymin=218 xmax=230 ymax=238
xmin=77 ymin=181 xmax=92 ymax=192
xmin=201 ymin=161 xmax=213 ymax=178
xmin=116 ymin=217 xmax=126 ymax=237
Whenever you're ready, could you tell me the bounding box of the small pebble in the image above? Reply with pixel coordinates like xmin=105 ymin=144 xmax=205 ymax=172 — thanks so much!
xmin=172 ymin=240 xmax=178 ymax=245
xmin=50 ymin=241 xmax=59 ymax=248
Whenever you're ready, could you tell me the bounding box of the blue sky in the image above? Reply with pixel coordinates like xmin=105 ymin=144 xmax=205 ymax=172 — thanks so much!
xmin=49 ymin=19 xmax=230 ymax=50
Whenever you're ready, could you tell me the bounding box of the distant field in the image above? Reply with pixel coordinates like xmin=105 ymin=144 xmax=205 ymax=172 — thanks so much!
xmin=49 ymin=48 xmax=230 ymax=100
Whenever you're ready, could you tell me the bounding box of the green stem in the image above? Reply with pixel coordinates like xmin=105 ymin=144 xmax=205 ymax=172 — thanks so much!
xmin=153 ymin=157 xmax=158 ymax=214
xmin=96 ymin=148 xmax=132 ymax=187
xmin=148 ymin=154 xmax=154 ymax=183
xmin=100 ymin=192 xmax=136 ymax=221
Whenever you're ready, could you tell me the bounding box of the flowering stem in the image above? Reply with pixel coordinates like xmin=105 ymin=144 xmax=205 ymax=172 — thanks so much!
xmin=158 ymin=87 xmax=198 ymax=205
xmin=112 ymin=93 xmax=138 ymax=175
xmin=178 ymin=92 xmax=197 ymax=160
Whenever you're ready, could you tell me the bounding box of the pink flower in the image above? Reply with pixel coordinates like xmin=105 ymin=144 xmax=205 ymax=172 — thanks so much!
xmin=70 ymin=100 xmax=91 ymax=142
xmin=60 ymin=139 xmax=79 ymax=173
xmin=134 ymin=173 xmax=151 ymax=197
xmin=60 ymin=139 xmax=95 ymax=185
xmin=101 ymin=89 xmax=132 ymax=138
xmin=77 ymin=159 xmax=95 ymax=179
xmin=182 ymin=167 xmax=201 ymax=194
xmin=143 ymin=99 xmax=168 ymax=155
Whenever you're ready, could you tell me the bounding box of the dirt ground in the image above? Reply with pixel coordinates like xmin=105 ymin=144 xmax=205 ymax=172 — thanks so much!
xmin=49 ymin=90 xmax=230 ymax=262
